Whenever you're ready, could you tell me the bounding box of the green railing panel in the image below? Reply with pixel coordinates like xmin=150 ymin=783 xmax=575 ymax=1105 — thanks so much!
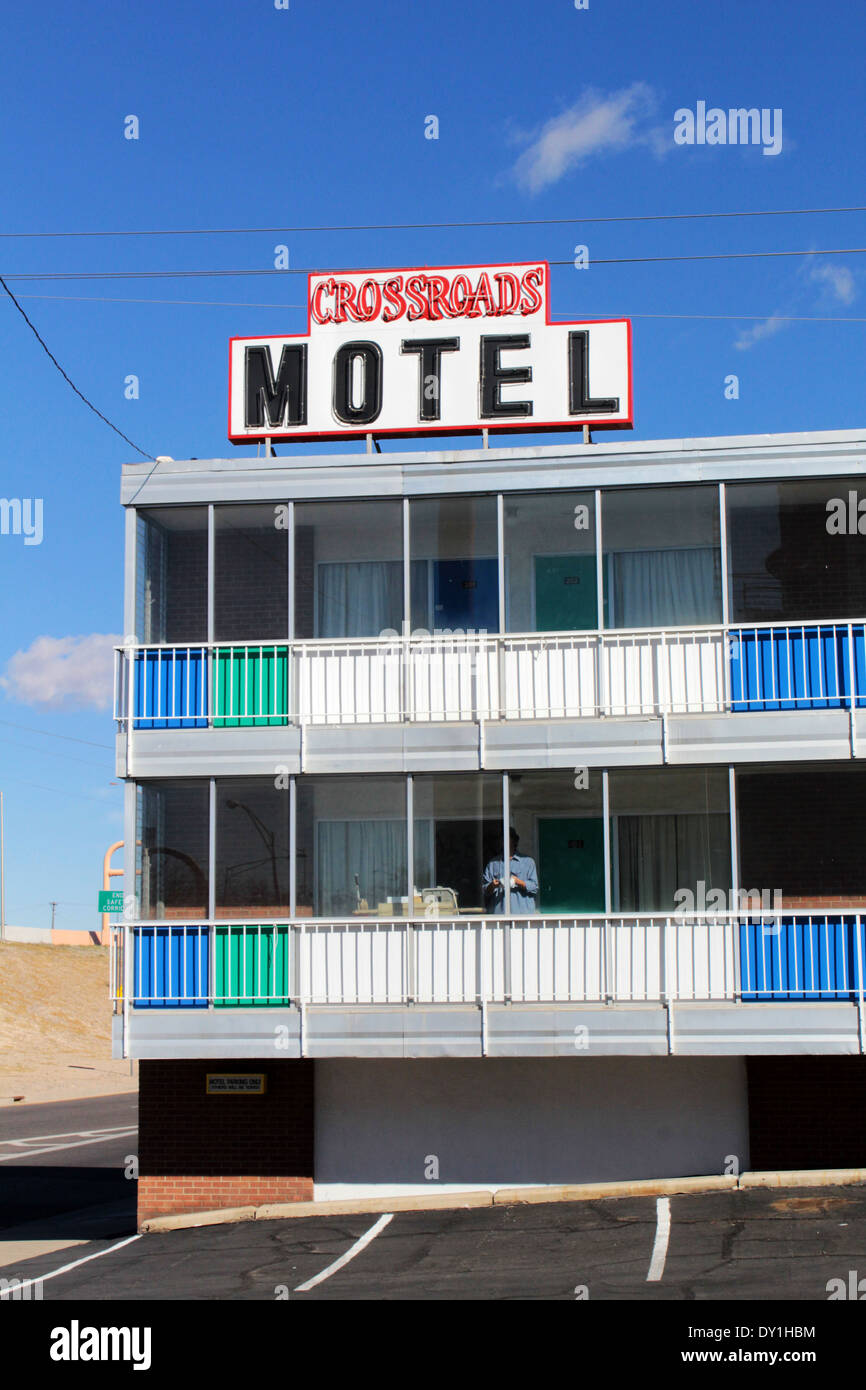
xmin=213 ymin=646 xmax=289 ymax=726
xmin=214 ymin=925 xmax=292 ymax=1007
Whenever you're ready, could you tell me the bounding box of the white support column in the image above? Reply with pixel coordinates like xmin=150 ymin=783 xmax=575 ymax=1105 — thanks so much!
xmin=729 ymin=765 xmax=741 ymax=1000
xmin=728 ymin=765 xmax=739 ymax=898
xmin=719 ymin=482 xmax=730 ymax=627
xmin=286 ymin=499 xmax=294 ymax=724
xmin=594 ymin=488 xmax=604 ymax=631
xmin=289 ymin=775 xmax=297 ymax=916
xmin=406 ymin=772 xmax=415 ymax=897
xmin=207 ymin=503 xmax=215 ymax=729
xmin=602 ymin=769 xmax=612 ymax=914
xmin=402 ymin=498 xmax=411 ymax=720
xmin=208 ymin=777 xmax=216 ymax=1006
xmin=496 ymin=493 xmax=506 ymax=633
xmin=594 ymin=488 xmax=605 ymax=716
xmin=502 ymin=770 xmax=511 ymax=917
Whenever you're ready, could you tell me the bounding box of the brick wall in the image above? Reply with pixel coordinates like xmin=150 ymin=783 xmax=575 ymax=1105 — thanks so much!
xmin=738 ymin=768 xmax=866 ymax=906
xmin=747 ymin=1057 xmax=866 ymax=1169
xmin=214 ymin=524 xmax=287 ymax=641
xmin=137 ymin=1058 xmax=314 ymax=1225
xmin=165 ymin=529 xmax=207 ymax=642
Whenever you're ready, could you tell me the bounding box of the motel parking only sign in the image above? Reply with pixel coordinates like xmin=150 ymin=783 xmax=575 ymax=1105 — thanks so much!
xmin=228 ymin=261 xmax=632 ymax=444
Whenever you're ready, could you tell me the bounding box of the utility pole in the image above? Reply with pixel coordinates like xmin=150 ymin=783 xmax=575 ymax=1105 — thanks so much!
xmin=50 ymin=901 xmax=57 ymax=931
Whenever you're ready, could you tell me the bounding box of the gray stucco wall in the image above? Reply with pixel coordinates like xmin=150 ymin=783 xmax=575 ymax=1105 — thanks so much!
xmin=313 ymin=1054 xmax=749 ymax=1196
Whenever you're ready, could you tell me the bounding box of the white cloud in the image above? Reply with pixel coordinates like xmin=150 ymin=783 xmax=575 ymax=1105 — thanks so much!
xmin=511 ymin=84 xmax=666 ymax=193
xmin=734 ymin=314 xmax=789 ymax=352
xmin=807 ymin=261 xmax=857 ymax=305
xmin=0 ymin=633 xmax=120 ymax=710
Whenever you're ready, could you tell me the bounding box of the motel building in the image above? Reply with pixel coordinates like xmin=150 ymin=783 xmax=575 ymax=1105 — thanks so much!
xmin=111 ymin=262 xmax=866 ymax=1226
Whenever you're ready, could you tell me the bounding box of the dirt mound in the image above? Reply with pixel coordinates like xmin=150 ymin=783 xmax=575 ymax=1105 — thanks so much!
xmin=0 ymin=942 xmax=137 ymax=1106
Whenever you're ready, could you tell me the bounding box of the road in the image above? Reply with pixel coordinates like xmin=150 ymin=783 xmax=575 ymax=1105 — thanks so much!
xmin=0 ymin=1092 xmax=138 ymax=1267
xmin=2 ymin=1171 xmax=865 ymax=1300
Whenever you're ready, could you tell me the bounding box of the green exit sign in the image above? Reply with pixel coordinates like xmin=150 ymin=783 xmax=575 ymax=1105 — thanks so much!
xmin=98 ymin=890 xmax=125 ymax=914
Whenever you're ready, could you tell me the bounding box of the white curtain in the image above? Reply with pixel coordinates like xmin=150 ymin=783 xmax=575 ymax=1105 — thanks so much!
xmin=318 ymin=561 xmax=403 ymax=638
xmin=617 ymin=813 xmax=729 ymax=911
xmin=611 ymin=547 xmax=719 ymax=627
xmin=316 ymin=820 xmax=406 ymax=915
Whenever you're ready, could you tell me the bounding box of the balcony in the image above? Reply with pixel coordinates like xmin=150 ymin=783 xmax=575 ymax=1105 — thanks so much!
xmin=113 ymin=621 xmax=866 ymax=731
xmin=111 ymin=912 xmax=866 ymax=1061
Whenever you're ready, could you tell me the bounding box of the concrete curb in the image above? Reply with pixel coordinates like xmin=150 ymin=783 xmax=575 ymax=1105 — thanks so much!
xmin=138 ymin=1167 xmax=866 ymax=1234
xmin=739 ymin=1168 xmax=866 ymax=1190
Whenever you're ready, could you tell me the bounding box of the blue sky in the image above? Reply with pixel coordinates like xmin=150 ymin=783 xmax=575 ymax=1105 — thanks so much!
xmin=0 ymin=0 xmax=864 ymax=930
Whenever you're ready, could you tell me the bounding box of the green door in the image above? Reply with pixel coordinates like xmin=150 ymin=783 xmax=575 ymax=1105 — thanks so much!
xmin=537 ymin=817 xmax=605 ymax=913
xmin=533 ymin=554 xmax=597 ymax=631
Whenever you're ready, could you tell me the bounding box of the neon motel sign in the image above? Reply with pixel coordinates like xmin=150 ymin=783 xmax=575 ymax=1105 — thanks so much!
xmin=228 ymin=260 xmax=632 ymax=444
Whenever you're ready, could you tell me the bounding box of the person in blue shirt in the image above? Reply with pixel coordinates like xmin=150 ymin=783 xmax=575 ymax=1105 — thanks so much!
xmin=482 ymin=829 xmax=539 ymax=914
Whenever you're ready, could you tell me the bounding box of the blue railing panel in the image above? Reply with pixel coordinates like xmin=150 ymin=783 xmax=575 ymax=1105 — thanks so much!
xmin=133 ymin=925 xmax=210 ymax=1007
xmin=729 ymin=626 xmax=850 ymax=711
xmin=133 ymin=648 xmax=208 ymax=729
xmin=739 ymin=916 xmax=864 ymax=1000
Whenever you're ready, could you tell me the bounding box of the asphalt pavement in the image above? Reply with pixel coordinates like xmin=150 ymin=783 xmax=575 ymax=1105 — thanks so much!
xmin=3 ymin=1180 xmax=865 ymax=1301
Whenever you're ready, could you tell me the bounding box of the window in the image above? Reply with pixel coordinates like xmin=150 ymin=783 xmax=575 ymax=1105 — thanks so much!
xmin=727 ymin=479 xmax=866 ymax=622
xmin=410 ymin=496 xmax=499 ymax=634
xmin=602 ymin=486 xmax=721 ymax=628
xmin=296 ymin=776 xmax=407 ymax=916
xmin=504 ymin=491 xmax=596 ymax=633
xmin=294 ymin=499 xmax=404 ymax=639
xmin=136 ymin=507 xmax=207 ymax=643
xmin=138 ymin=783 xmax=209 ymax=918
xmin=214 ymin=504 xmax=287 ymax=641
xmin=609 ymin=768 xmax=730 ymax=912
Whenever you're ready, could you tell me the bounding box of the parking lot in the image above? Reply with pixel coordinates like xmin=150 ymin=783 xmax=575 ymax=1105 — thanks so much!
xmin=5 ymin=1183 xmax=866 ymax=1302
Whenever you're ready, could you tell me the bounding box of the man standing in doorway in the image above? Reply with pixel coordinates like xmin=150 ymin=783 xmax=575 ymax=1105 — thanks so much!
xmin=483 ymin=828 xmax=538 ymax=914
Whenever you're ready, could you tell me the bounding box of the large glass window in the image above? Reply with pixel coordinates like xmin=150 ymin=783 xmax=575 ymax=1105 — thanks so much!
xmin=602 ymin=485 xmax=721 ymax=629
xmin=136 ymin=507 xmax=207 ymax=643
xmin=215 ymin=780 xmax=289 ymax=917
xmin=412 ymin=774 xmax=502 ymax=914
xmin=410 ymin=496 xmax=499 ymax=634
xmin=296 ymin=776 xmax=407 ymax=916
xmin=138 ymin=783 xmax=209 ymax=918
xmin=738 ymin=765 xmax=866 ymax=903
xmin=509 ymin=769 xmax=604 ymax=911
xmin=504 ymin=491 xmax=596 ymax=633
xmin=609 ymin=768 xmax=730 ymax=912
xmin=727 ymin=479 xmax=866 ymax=623
xmin=294 ymin=500 xmax=403 ymax=640
xmin=214 ymin=504 xmax=287 ymax=641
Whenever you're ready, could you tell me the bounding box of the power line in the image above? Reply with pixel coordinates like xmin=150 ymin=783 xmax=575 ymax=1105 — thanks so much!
xmin=0 ymin=718 xmax=115 ymax=751
xmin=3 ymin=247 xmax=863 ymax=282
xmin=0 ymin=274 xmax=155 ymax=460
xmin=13 ymin=293 xmax=866 ymax=323
xmin=0 ymin=204 xmax=864 ymax=238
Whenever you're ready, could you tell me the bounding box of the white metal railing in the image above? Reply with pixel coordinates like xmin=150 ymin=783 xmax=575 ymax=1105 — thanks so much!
xmin=114 ymin=912 xmax=866 ymax=1056
xmin=114 ymin=625 xmax=736 ymax=728
xmin=119 ymin=911 xmax=866 ymax=1011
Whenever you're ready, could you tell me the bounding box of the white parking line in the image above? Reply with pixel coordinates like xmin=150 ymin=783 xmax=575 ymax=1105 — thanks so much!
xmin=646 ymin=1197 xmax=671 ymax=1282
xmin=0 ymin=1126 xmax=136 ymax=1145
xmin=0 ymin=1129 xmax=137 ymax=1162
xmin=0 ymin=1234 xmax=142 ymax=1298
xmin=294 ymin=1214 xmax=394 ymax=1292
